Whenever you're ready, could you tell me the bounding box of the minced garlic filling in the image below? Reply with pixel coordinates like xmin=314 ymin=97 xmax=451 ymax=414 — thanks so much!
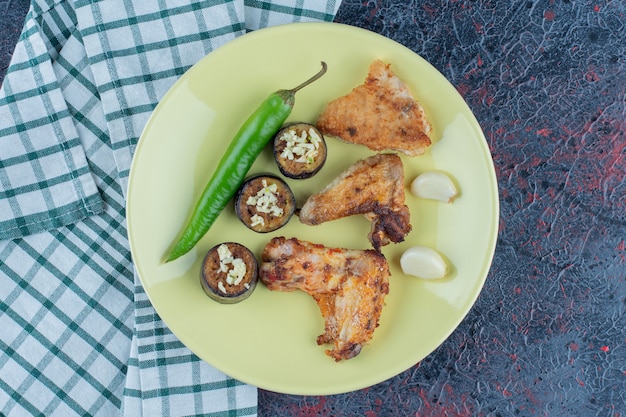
xmin=249 ymin=214 xmax=265 ymax=227
xmin=278 ymin=128 xmax=321 ymax=164
xmin=246 ymin=180 xmax=284 ymax=226
xmin=216 ymin=244 xmax=247 ymax=293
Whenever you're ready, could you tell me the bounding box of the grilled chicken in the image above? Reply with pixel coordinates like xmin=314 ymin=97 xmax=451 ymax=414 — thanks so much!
xmin=299 ymin=153 xmax=412 ymax=251
xmin=260 ymin=237 xmax=390 ymax=361
xmin=316 ymin=59 xmax=432 ymax=156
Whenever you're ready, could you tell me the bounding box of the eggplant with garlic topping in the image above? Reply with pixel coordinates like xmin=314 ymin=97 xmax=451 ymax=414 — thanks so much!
xmin=200 ymin=242 xmax=258 ymax=304
xmin=235 ymin=174 xmax=296 ymax=233
xmin=273 ymin=123 xmax=327 ymax=179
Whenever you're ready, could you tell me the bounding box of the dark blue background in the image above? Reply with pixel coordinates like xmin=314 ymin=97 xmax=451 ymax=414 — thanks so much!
xmin=2 ymin=1 xmax=624 ymax=416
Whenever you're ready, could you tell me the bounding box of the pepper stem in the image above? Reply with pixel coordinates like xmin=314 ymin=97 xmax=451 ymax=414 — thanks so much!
xmin=288 ymin=62 xmax=327 ymax=94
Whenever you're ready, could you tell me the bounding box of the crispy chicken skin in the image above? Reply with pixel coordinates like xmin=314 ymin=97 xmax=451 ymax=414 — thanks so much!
xmin=316 ymin=59 xmax=432 ymax=156
xmin=299 ymin=153 xmax=412 ymax=251
xmin=260 ymin=237 xmax=390 ymax=361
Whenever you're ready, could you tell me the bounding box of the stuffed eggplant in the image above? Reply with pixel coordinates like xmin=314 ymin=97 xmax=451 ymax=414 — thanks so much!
xmin=200 ymin=242 xmax=258 ymax=304
xmin=272 ymin=123 xmax=327 ymax=179
xmin=235 ymin=174 xmax=296 ymax=233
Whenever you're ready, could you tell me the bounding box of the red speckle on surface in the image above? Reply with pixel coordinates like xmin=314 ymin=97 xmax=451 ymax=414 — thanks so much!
xmin=586 ymin=68 xmax=600 ymax=82
xmin=530 ymin=155 xmax=543 ymax=167
xmin=418 ymin=388 xmax=430 ymax=408
xmin=474 ymin=84 xmax=495 ymax=106
xmin=473 ymin=21 xmax=484 ymax=34
xmin=422 ymin=3 xmax=438 ymax=18
xmin=544 ymin=10 xmax=556 ymax=20
xmin=517 ymin=175 xmax=528 ymax=189
xmin=594 ymin=4 xmax=601 ymax=12
xmin=416 ymin=385 xmax=474 ymax=417
xmin=600 ymin=345 xmax=610 ymax=352
xmin=536 ymin=128 xmax=552 ymax=137
xmin=292 ymin=396 xmax=329 ymax=417
xmin=525 ymin=191 xmax=539 ymax=204
xmin=456 ymin=82 xmax=471 ymax=97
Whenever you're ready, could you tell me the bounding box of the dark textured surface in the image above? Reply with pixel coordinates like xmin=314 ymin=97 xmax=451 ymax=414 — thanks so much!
xmin=1 ymin=1 xmax=624 ymax=416
xmin=0 ymin=0 xmax=29 ymax=87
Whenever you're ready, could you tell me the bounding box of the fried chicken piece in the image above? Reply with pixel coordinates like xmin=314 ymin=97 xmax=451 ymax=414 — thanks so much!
xmin=260 ymin=237 xmax=390 ymax=361
xmin=316 ymin=59 xmax=432 ymax=156
xmin=299 ymin=153 xmax=411 ymax=251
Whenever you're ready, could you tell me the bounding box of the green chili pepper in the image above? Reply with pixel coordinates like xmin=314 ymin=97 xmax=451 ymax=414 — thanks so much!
xmin=165 ymin=62 xmax=327 ymax=262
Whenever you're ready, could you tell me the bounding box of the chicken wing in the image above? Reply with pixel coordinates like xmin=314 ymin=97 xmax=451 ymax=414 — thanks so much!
xmin=316 ymin=59 xmax=432 ymax=156
xmin=260 ymin=236 xmax=390 ymax=361
xmin=299 ymin=153 xmax=412 ymax=251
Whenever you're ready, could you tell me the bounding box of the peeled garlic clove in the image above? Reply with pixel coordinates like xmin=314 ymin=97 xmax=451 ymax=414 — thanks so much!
xmin=400 ymin=246 xmax=448 ymax=280
xmin=410 ymin=171 xmax=458 ymax=203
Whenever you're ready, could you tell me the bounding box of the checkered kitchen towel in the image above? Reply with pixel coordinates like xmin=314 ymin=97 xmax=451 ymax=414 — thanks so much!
xmin=0 ymin=1 xmax=341 ymax=416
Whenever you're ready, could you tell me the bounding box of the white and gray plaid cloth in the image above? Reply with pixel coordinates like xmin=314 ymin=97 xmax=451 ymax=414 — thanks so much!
xmin=0 ymin=1 xmax=341 ymax=416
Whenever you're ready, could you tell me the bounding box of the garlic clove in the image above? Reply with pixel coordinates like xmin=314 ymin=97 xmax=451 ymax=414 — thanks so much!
xmin=410 ymin=171 xmax=458 ymax=203
xmin=400 ymin=246 xmax=448 ymax=280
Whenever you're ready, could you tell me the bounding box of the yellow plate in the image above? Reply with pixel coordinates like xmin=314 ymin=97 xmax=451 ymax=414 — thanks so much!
xmin=127 ymin=22 xmax=499 ymax=395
